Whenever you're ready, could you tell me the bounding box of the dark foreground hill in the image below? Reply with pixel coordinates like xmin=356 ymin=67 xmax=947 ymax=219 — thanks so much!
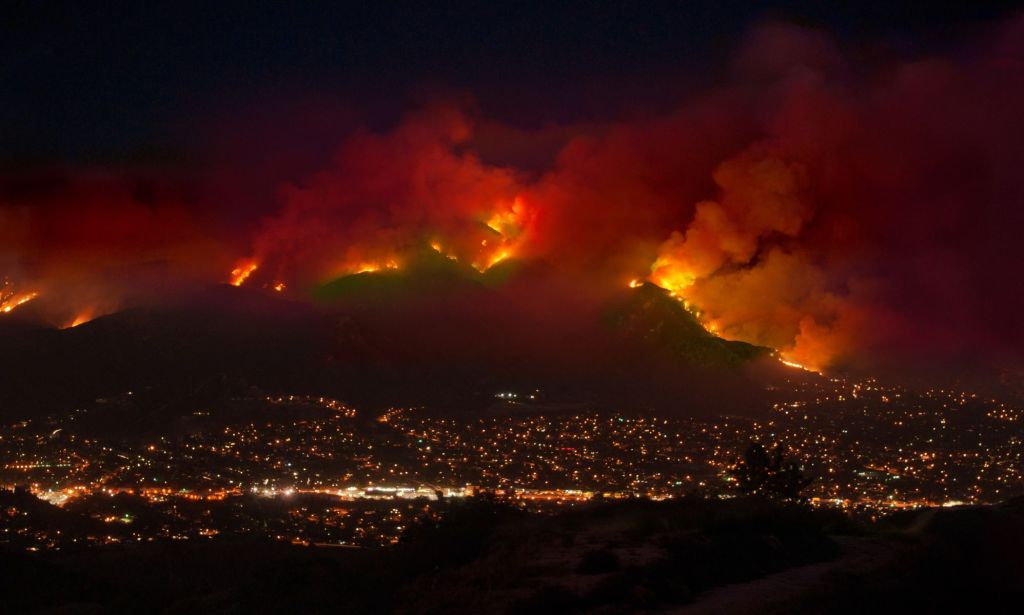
xmin=3 ymin=497 xmax=1022 ymax=613
xmin=0 ymin=268 xmax=791 ymax=421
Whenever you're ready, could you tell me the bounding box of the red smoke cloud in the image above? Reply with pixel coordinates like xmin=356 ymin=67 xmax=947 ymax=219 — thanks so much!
xmin=245 ymin=103 xmax=534 ymax=287
xmin=0 ymin=170 xmax=226 ymax=325
xmin=4 ymin=14 xmax=1024 ymax=374
xmin=540 ymin=16 xmax=1024 ymax=372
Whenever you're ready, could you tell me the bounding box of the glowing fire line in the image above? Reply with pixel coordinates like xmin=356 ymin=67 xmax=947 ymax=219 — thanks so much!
xmin=0 ymin=292 xmax=38 ymax=314
xmin=779 ymin=358 xmax=815 ymax=372
xmin=229 ymin=262 xmax=258 ymax=287
xmin=629 ymin=278 xmax=822 ymax=374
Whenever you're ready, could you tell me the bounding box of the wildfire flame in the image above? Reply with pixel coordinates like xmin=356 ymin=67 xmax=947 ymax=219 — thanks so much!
xmin=635 ymin=269 xmax=710 ymax=327
xmin=484 ymin=203 xmax=523 ymax=236
xmin=430 ymin=240 xmax=459 ymax=262
xmin=777 ymin=350 xmax=823 ymax=373
xmin=480 ymin=249 xmax=510 ymax=271
xmin=0 ymin=292 xmax=38 ymax=314
xmin=648 ymin=257 xmax=698 ymax=297
xmin=779 ymin=357 xmax=815 ymax=372
xmin=351 ymin=259 xmax=400 ymax=275
xmin=63 ymin=312 xmax=94 ymax=329
xmin=325 ymin=196 xmax=532 ymax=277
xmin=228 ymin=261 xmax=258 ymax=286
xmin=1 ymin=280 xmax=39 ymax=315
xmin=465 ymin=195 xmax=531 ymax=272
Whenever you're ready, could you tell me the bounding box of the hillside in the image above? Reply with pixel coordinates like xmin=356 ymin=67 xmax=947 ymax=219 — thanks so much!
xmin=0 ymin=269 xmax=790 ymax=420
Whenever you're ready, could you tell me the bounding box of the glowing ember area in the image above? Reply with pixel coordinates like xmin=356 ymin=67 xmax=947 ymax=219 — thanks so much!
xmin=351 ymin=260 xmax=400 ymax=275
xmin=779 ymin=357 xmax=818 ymax=373
xmin=1 ymin=280 xmax=39 ymax=315
xmin=273 ymin=282 xmax=286 ymax=292
xmin=0 ymin=291 xmax=39 ymax=314
xmin=476 ymin=249 xmax=510 ymax=272
xmin=430 ymin=240 xmax=459 ymax=262
xmin=228 ymin=261 xmax=258 ymax=286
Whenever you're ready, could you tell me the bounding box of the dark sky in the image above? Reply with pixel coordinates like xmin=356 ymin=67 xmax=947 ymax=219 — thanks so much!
xmin=3 ymin=0 xmax=1021 ymax=164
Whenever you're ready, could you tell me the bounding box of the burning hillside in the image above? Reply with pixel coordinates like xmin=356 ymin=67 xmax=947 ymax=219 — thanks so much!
xmin=3 ymin=16 xmax=1024 ymax=377
xmin=0 ymin=280 xmax=37 ymax=315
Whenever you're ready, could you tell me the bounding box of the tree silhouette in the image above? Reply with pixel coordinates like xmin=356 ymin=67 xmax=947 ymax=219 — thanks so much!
xmin=732 ymin=442 xmax=812 ymax=501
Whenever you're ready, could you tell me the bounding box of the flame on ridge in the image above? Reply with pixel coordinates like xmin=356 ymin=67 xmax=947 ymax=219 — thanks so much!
xmin=229 ymin=193 xmax=535 ymax=293
xmin=325 ymin=195 xmax=532 ymax=277
xmin=779 ymin=357 xmax=816 ymax=372
xmin=0 ymin=291 xmax=38 ymax=314
xmin=630 ymin=276 xmax=822 ymax=374
xmin=351 ymin=260 xmax=400 ymax=275
xmin=1 ymin=279 xmax=39 ymax=315
xmin=228 ymin=261 xmax=259 ymax=286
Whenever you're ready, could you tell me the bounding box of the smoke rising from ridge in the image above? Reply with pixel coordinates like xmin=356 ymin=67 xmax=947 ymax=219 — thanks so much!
xmin=3 ymin=15 xmax=1024 ymax=373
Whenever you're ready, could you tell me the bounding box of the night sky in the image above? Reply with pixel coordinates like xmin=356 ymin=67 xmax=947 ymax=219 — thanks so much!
xmin=3 ymin=1 xmax=1024 ymax=375
xmin=5 ymin=1 xmax=1019 ymax=163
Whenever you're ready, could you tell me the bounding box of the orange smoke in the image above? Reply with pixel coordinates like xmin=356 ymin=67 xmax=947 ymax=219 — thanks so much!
xmin=641 ymin=144 xmax=831 ymax=366
xmin=649 ymin=145 xmax=811 ymax=290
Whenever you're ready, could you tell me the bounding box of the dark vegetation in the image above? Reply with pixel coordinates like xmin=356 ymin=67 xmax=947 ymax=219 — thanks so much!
xmin=7 ymin=495 xmax=1022 ymax=613
xmin=0 ymin=271 xmax=785 ymax=423
xmin=732 ymin=441 xmax=814 ymax=501
xmin=773 ymin=497 xmax=1024 ymax=613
